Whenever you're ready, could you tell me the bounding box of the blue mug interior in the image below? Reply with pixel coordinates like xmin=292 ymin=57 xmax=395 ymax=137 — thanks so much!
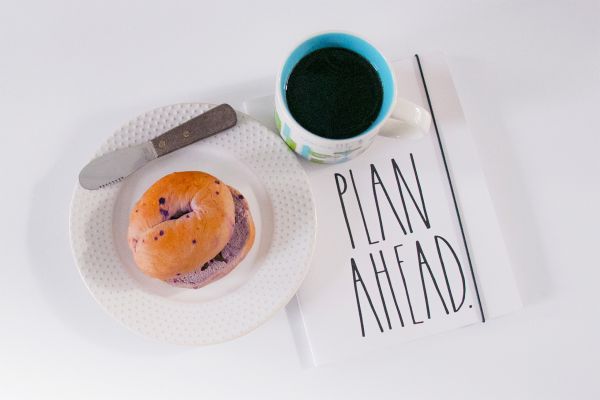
xmin=281 ymin=32 xmax=395 ymax=138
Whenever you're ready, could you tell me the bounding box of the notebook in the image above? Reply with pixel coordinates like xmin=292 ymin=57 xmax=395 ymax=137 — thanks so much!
xmin=242 ymin=53 xmax=521 ymax=366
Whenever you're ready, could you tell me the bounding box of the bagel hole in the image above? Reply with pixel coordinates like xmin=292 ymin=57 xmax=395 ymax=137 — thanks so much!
xmin=200 ymin=251 xmax=226 ymax=272
xmin=213 ymin=252 xmax=226 ymax=263
xmin=169 ymin=205 xmax=192 ymax=220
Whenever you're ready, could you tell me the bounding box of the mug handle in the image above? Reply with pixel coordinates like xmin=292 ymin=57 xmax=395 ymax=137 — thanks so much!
xmin=379 ymin=98 xmax=432 ymax=138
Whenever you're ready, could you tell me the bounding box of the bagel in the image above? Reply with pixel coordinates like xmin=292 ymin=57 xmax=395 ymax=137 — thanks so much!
xmin=166 ymin=187 xmax=255 ymax=289
xmin=127 ymin=171 xmax=255 ymax=287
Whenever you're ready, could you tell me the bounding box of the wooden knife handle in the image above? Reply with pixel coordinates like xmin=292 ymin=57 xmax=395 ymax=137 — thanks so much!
xmin=151 ymin=104 xmax=237 ymax=157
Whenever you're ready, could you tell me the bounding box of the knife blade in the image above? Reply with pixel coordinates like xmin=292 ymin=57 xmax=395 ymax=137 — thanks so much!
xmin=79 ymin=104 xmax=237 ymax=190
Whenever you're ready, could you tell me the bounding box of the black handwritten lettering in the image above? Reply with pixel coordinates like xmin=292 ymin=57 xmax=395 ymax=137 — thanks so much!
xmin=350 ymin=169 xmax=379 ymax=245
xmin=370 ymin=250 xmax=404 ymax=329
xmin=435 ymin=235 xmax=466 ymax=312
xmin=416 ymin=240 xmax=450 ymax=319
xmin=334 ymin=173 xmax=355 ymax=249
xmin=370 ymin=163 xmax=408 ymax=241
xmin=334 ymin=153 xmax=473 ymax=334
xmin=392 ymin=154 xmax=431 ymax=233
xmin=351 ymin=258 xmax=384 ymax=337
xmin=393 ymin=244 xmax=423 ymax=325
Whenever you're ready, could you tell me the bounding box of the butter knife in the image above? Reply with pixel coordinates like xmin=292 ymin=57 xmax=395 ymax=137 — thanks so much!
xmin=79 ymin=104 xmax=237 ymax=190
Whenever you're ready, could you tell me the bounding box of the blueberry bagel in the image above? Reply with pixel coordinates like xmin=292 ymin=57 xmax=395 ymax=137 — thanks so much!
xmin=127 ymin=171 xmax=255 ymax=288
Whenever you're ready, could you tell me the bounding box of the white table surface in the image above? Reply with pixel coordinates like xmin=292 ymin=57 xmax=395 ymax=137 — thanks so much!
xmin=1 ymin=1 xmax=599 ymax=399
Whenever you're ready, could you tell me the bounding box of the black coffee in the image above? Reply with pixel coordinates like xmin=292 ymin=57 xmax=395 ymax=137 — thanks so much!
xmin=285 ymin=47 xmax=383 ymax=139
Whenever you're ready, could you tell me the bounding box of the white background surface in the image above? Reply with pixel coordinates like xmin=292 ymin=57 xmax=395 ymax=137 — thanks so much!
xmin=1 ymin=0 xmax=599 ymax=398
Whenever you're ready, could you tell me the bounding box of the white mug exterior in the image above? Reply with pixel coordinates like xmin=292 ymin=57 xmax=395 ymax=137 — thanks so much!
xmin=275 ymin=32 xmax=431 ymax=163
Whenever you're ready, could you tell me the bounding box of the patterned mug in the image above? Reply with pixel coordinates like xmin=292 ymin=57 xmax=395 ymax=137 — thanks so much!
xmin=275 ymin=31 xmax=432 ymax=163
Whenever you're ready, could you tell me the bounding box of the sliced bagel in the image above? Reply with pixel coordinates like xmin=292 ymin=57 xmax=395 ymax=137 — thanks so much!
xmin=166 ymin=187 xmax=255 ymax=289
xmin=127 ymin=171 xmax=236 ymax=281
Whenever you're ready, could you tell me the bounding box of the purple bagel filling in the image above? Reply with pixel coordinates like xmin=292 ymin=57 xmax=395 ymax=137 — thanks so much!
xmin=166 ymin=192 xmax=250 ymax=289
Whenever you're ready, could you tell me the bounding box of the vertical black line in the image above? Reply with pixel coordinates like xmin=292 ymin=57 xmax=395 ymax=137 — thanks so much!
xmin=414 ymin=54 xmax=486 ymax=323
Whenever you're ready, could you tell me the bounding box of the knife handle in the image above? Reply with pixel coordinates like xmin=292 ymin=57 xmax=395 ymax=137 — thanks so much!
xmin=150 ymin=104 xmax=237 ymax=157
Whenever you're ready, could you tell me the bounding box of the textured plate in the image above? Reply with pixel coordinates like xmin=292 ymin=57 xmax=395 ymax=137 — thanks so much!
xmin=69 ymin=103 xmax=316 ymax=344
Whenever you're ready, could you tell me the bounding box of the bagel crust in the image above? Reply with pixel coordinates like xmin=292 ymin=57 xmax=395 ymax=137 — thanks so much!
xmin=166 ymin=187 xmax=256 ymax=289
xmin=127 ymin=171 xmax=235 ymax=280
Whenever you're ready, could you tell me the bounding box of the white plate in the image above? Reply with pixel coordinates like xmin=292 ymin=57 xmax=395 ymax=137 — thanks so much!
xmin=69 ymin=103 xmax=316 ymax=345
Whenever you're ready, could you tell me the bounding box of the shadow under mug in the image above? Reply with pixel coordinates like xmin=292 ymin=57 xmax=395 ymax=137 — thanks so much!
xmin=274 ymin=32 xmax=432 ymax=163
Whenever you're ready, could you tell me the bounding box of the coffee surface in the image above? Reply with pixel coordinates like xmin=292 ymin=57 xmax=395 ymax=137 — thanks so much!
xmin=285 ymin=47 xmax=383 ymax=140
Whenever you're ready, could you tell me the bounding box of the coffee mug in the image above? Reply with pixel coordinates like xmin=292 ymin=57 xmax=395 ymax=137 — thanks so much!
xmin=274 ymin=31 xmax=432 ymax=163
